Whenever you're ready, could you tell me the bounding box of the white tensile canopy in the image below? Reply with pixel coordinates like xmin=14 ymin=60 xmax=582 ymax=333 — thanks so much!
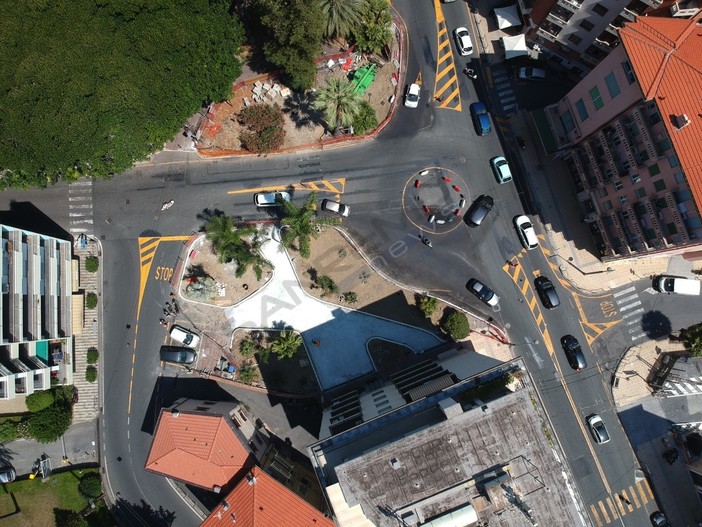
xmin=494 ymin=4 xmax=521 ymax=29
xmin=502 ymin=34 xmax=529 ymax=59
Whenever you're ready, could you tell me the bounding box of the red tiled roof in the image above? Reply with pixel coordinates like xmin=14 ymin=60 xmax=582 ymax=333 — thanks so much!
xmin=620 ymin=17 xmax=702 ymax=216
xmin=145 ymin=410 xmax=253 ymax=490
xmin=201 ymin=467 xmax=334 ymax=527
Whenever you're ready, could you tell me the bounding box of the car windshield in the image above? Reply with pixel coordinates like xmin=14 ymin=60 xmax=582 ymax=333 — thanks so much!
xmin=407 ymin=92 xmax=418 ymax=102
xmin=520 ymin=220 xmax=532 ymax=230
xmin=183 ymin=334 xmax=193 ymax=345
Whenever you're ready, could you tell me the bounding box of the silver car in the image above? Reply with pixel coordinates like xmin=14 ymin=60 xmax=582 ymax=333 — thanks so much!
xmin=321 ymin=199 xmax=350 ymax=217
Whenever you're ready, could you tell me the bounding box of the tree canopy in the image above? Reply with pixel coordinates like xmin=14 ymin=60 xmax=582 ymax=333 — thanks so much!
xmin=0 ymin=0 xmax=244 ymax=188
xmin=682 ymin=323 xmax=702 ymax=357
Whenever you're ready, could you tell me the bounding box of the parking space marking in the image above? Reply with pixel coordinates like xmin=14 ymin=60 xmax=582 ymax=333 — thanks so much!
xmin=432 ymin=0 xmax=461 ymax=110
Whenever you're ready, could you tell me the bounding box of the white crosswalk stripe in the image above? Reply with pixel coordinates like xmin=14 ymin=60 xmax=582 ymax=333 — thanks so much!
xmin=612 ymin=287 xmax=647 ymax=342
xmin=660 ymin=377 xmax=702 ymax=397
xmin=490 ymin=66 xmax=518 ymax=115
xmin=69 ymin=179 xmax=94 ymax=236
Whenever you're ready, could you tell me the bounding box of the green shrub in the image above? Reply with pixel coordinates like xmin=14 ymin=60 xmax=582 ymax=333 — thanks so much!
xmin=418 ymin=295 xmax=439 ymax=317
xmin=28 ymin=404 xmax=72 ymax=443
xmin=316 ymin=275 xmax=338 ymax=297
xmin=238 ymin=104 xmax=286 ymax=153
xmin=240 ymin=339 xmax=258 ymax=356
xmin=85 ymin=256 xmax=99 ymax=273
xmin=352 ymin=101 xmax=378 ymax=135
xmin=238 ymin=364 xmax=257 ymax=383
xmin=343 ymin=291 xmax=358 ymax=304
xmin=441 ymin=311 xmax=470 ymax=340
xmin=87 ymin=347 xmax=99 ymax=364
xmin=78 ymin=472 xmax=103 ymax=498
xmin=86 ymin=366 xmax=97 ymax=383
xmin=26 ymin=390 xmax=55 ymax=412
xmin=15 ymin=419 xmax=31 ymax=439
xmin=85 ymin=292 xmax=98 ymax=309
xmin=0 ymin=419 xmax=20 ymax=442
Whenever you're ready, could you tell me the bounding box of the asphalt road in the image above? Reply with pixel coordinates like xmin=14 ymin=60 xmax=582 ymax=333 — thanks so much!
xmin=0 ymin=1 xmax=679 ymax=526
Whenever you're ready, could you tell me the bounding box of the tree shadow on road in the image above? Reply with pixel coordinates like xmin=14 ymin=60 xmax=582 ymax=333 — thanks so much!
xmin=641 ymin=310 xmax=672 ymax=340
xmin=112 ymin=497 xmax=176 ymax=526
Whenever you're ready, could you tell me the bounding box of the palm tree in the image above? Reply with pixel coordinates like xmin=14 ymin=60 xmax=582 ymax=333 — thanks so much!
xmin=312 ymin=78 xmax=363 ymax=132
xmin=319 ymin=0 xmax=365 ymax=39
xmin=204 ymin=216 xmax=272 ymax=279
xmin=280 ymin=191 xmax=338 ymax=258
xmin=682 ymin=323 xmax=702 ymax=357
xmin=270 ymin=330 xmax=302 ymax=360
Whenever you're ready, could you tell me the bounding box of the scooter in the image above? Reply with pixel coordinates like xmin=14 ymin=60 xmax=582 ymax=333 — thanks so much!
xmin=421 ymin=236 xmax=433 ymax=248
xmin=161 ymin=200 xmax=174 ymax=211
xmin=464 ymin=67 xmax=477 ymax=80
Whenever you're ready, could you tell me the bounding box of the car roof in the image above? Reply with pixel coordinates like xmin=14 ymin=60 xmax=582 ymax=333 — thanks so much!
xmin=470 ymin=101 xmax=487 ymax=112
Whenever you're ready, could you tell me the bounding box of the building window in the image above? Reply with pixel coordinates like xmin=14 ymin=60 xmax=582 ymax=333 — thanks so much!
xmin=560 ymin=109 xmax=575 ymax=133
xmin=622 ymin=61 xmax=636 ymax=84
xmin=619 ymin=195 xmax=629 ymax=204
xmin=630 ymin=173 xmax=641 ymax=184
xmin=589 ymin=86 xmax=604 ymax=110
xmin=649 ymin=163 xmax=661 ymax=177
xmin=668 ymin=155 xmax=679 ymax=168
xmin=579 ymin=20 xmax=595 ymax=31
xmin=675 ymin=172 xmax=685 ymax=184
xmin=635 ymin=187 xmax=647 ymax=198
xmin=598 ymin=187 xmax=608 ymax=197
xmin=603 ymin=200 xmax=613 ymax=210
xmin=593 ymin=4 xmax=608 ymax=15
xmin=653 ymin=179 xmax=666 ymax=191
xmin=667 ymin=223 xmax=678 ymax=235
xmin=614 ymin=180 xmax=623 ymax=191
xmin=568 ymin=34 xmax=583 ymax=45
xmin=575 ymin=99 xmax=589 ymax=121
xmin=605 ymin=73 xmax=620 ymax=98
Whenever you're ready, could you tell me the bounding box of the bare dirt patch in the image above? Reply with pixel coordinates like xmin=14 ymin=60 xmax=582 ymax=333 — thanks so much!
xmin=180 ymin=235 xmax=272 ymax=306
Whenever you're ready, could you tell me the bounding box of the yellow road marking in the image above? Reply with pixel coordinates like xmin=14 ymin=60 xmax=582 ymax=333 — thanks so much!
xmin=614 ymin=494 xmax=626 ymax=516
xmin=629 ymin=485 xmax=641 ymax=508
xmin=621 ymin=490 xmax=634 ymax=512
xmin=598 ymin=500 xmax=611 ymax=524
xmin=636 ymin=479 xmax=652 ymax=504
xmin=227 ymin=178 xmax=345 ymax=196
xmin=606 ymin=497 xmax=618 ymax=521
xmin=590 ymin=504 xmax=604 ymax=527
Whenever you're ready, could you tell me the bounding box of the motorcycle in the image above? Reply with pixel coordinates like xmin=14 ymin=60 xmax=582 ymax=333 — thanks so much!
xmin=464 ymin=67 xmax=477 ymax=80
xmin=161 ymin=200 xmax=174 ymax=211
xmin=421 ymin=236 xmax=433 ymax=248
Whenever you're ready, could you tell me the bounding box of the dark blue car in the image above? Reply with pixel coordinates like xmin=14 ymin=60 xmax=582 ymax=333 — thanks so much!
xmin=470 ymin=102 xmax=491 ymax=136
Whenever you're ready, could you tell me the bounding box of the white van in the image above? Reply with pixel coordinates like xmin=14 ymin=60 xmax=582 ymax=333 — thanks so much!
xmin=653 ymin=275 xmax=701 ymax=296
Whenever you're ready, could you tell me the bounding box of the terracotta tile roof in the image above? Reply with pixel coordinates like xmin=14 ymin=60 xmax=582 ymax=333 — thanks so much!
xmin=145 ymin=410 xmax=253 ymax=490
xmin=620 ymin=17 xmax=702 ymax=214
xmin=201 ymin=467 xmax=334 ymax=527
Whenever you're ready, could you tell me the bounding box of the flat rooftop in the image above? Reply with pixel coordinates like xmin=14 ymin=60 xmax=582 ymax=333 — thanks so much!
xmin=314 ymin=368 xmax=580 ymax=526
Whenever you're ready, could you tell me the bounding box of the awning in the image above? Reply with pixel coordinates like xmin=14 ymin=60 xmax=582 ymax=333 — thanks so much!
xmin=502 ymin=34 xmax=529 ymax=59
xmin=72 ymin=293 xmax=84 ymax=335
xmin=494 ymin=4 xmax=521 ymax=29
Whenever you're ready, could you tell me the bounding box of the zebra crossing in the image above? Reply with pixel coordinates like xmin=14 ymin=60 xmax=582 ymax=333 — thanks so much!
xmin=68 ymin=179 xmax=94 ymax=236
xmin=491 ymin=67 xmax=518 ymax=115
xmin=589 ymin=481 xmax=654 ymax=526
xmin=612 ymin=286 xmax=646 ymax=342
xmin=659 ymin=376 xmax=702 ymax=397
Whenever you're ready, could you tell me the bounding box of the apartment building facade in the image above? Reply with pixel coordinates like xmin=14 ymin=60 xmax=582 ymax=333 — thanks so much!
xmin=0 ymin=224 xmax=73 ymax=399
xmin=537 ymin=16 xmax=702 ymax=260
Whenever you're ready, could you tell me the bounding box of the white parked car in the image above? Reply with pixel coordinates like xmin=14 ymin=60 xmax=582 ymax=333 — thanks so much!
xmin=453 ymin=27 xmax=473 ymax=56
xmin=514 ymin=215 xmax=539 ymax=250
xmin=518 ymin=67 xmax=546 ymax=80
xmin=490 ymin=156 xmax=513 ymax=184
xmin=253 ymin=191 xmax=291 ymax=207
xmin=404 ymin=83 xmax=420 ymax=108
xmin=169 ymin=325 xmax=200 ymax=348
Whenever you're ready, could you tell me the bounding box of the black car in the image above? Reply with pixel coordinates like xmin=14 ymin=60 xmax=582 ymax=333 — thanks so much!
xmin=466 ymin=195 xmax=494 ymax=227
xmin=467 ymin=278 xmax=500 ymax=307
xmin=160 ymin=345 xmax=197 ymax=365
xmin=650 ymin=512 xmax=670 ymax=527
xmin=560 ymin=335 xmax=586 ymax=371
xmin=534 ymin=276 xmax=560 ymax=309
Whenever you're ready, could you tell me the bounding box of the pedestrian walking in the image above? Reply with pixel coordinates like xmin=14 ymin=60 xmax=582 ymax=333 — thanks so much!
xmin=163 ymin=308 xmax=170 ymax=316
xmin=159 ymin=318 xmax=167 ymax=327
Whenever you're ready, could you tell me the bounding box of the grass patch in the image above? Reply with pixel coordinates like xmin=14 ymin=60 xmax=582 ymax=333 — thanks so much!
xmin=0 ymin=468 xmax=103 ymax=527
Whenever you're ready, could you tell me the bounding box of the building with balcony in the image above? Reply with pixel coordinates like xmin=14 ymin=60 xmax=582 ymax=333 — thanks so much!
xmin=0 ymin=224 xmax=73 ymax=400
xmin=522 ymin=0 xmax=663 ymax=75
xmin=535 ymin=15 xmax=702 ymax=261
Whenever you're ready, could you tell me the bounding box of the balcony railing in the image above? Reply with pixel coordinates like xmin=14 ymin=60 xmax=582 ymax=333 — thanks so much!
xmin=536 ymin=26 xmax=559 ymax=43
xmin=632 ymin=107 xmax=658 ymax=161
xmin=665 ymin=192 xmax=690 ymax=243
xmin=583 ymin=141 xmax=604 ymax=186
xmin=557 ymin=0 xmax=582 ymax=13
